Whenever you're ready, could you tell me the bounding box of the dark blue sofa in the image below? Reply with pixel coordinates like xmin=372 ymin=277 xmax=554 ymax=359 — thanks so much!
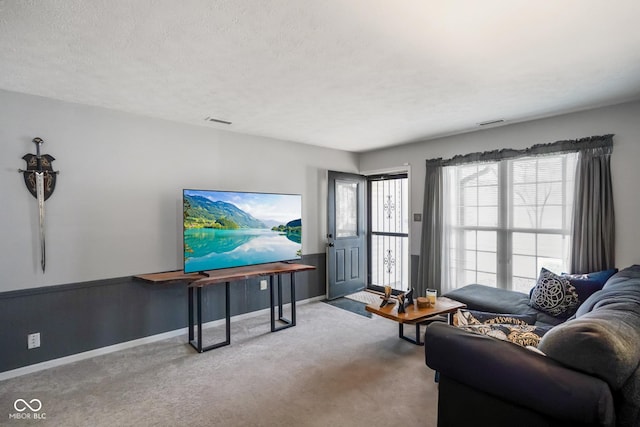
xmin=425 ymin=265 xmax=640 ymax=427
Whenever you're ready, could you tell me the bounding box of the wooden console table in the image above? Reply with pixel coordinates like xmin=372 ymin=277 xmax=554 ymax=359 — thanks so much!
xmin=135 ymin=262 xmax=316 ymax=353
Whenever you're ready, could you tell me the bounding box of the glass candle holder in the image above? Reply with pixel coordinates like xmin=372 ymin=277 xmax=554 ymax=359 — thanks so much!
xmin=426 ymin=289 xmax=437 ymax=306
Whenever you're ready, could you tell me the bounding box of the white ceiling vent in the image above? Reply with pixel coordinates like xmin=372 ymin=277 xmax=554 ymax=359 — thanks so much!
xmin=205 ymin=116 xmax=232 ymax=125
xmin=478 ymin=119 xmax=505 ymax=127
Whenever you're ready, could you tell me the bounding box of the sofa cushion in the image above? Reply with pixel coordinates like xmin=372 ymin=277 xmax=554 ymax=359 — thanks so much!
xmin=603 ymin=264 xmax=640 ymax=290
xmin=529 ymin=268 xmax=579 ymax=318
xmin=575 ymin=265 xmax=640 ymax=318
xmin=445 ymin=285 xmax=535 ymax=315
xmin=539 ymin=312 xmax=640 ymax=388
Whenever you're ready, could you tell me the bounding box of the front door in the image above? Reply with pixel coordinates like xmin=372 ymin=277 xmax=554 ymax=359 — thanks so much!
xmin=327 ymin=171 xmax=367 ymax=300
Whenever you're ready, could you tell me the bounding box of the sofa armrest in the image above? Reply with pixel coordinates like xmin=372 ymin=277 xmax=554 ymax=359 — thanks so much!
xmin=425 ymin=322 xmax=615 ymax=426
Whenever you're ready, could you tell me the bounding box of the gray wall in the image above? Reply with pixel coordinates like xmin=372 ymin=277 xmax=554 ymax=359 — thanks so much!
xmin=0 ymin=89 xmax=355 ymax=373
xmin=359 ymin=100 xmax=640 ymax=269
xmin=0 ymin=89 xmax=358 ymax=291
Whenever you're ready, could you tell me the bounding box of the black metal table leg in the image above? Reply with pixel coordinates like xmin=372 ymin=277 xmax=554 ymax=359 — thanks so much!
xmin=398 ymin=322 xmax=424 ymax=346
xmin=270 ymin=275 xmax=275 ymax=332
xmin=224 ymin=281 xmax=231 ymax=344
xmin=290 ymin=272 xmax=296 ymax=326
xmin=189 ymin=282 xmax=231 ymax=353
xmin=188 ymin=286 xmax=194 ymax=342
xmin=270 ymin=273 xmax=295 ymax=332
xmin=278 ymin=274 xmax=284 ymax=319
xmin=196 ymin=287 xmax=203 ymax=351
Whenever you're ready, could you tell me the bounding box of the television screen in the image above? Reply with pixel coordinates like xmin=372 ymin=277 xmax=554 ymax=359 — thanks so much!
xmin=183 ymin=189 xmax=302 ymax=273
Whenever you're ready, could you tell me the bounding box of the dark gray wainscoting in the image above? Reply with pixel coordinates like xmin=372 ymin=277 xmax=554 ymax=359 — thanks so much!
xmin=0 ymin=254 xmax=326 ymax=373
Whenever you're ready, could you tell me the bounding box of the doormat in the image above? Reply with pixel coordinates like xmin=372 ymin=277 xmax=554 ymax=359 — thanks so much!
xmin=344 ymin=290 xmax=382 ymax=305
xmin=323 ymin=298 xmax=372 ymax=318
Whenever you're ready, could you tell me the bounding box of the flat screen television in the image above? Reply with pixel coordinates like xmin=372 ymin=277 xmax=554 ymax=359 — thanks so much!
xmin=183 ymin=189 xmax=302 ymax=273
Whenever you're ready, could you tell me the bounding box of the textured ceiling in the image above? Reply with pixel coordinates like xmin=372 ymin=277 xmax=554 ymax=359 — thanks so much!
xmin=1 ymin=1 xmax=640 ymax=152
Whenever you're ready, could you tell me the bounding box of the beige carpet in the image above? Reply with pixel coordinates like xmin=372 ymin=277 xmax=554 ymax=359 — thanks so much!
xmin=0 ymin=301 xmax=438 ymax=427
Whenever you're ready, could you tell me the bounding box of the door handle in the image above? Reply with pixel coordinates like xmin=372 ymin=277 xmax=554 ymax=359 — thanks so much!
xmin=327 ymin=243 xmax=335 ymax=247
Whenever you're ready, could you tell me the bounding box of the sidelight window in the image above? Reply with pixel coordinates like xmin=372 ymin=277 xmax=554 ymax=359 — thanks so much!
xmin=369 ymin=174 xmax=409 ymax=291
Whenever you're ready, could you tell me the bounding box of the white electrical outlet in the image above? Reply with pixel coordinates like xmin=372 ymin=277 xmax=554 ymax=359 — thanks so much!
xmin=27 ymin=332 xmax=40 ymax=349
xmin=260 ymin=279 xmax=268 ymax=290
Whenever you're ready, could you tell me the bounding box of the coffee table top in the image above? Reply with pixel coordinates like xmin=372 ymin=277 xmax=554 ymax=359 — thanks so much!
xmin=365 ymin=296 xmax=466 ymax=324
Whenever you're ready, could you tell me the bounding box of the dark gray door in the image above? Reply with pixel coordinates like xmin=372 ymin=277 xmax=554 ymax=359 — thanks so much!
xmin=327 ymin=171 xmax=366 ymax=300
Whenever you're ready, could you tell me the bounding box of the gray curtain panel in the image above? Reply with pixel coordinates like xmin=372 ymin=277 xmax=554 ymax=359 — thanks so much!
xmin=570 ymin=143 xmax=615 ymax=273
xmin=417 ymin=160 xmax=443 ymax=296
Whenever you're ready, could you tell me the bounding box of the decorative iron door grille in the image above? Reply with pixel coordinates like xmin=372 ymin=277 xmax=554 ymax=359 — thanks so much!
xmin=368 ymin=174 xmax=409 ymax=291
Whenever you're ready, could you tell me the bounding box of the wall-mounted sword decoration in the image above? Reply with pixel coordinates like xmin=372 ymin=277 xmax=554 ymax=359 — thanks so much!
xmin=18 ymin=137 xmax=59 ymax=273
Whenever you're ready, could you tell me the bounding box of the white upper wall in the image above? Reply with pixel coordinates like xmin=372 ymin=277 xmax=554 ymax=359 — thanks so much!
xmin=359 ymin=100 xmax=640 ymax=269
xmin=0 ymin=89 xmax=358 ymax=292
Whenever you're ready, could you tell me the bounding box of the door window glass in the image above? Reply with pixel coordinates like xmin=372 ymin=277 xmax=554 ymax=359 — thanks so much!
xmin=336 ymin=180 xmax=358 ymax=238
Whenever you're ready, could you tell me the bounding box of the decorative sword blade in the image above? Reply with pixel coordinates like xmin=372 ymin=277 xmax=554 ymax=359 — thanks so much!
xmin=36 ymin=171 xmax=46 ymax=272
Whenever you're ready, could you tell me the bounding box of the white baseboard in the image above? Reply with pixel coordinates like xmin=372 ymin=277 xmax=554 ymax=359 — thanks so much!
xmin=0 ymin=296 xmax=324 ymax=382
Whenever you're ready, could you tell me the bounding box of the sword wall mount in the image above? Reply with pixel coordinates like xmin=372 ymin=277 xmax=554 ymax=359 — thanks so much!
xmin=18 ymin=137 xmax=60 ymax=272
xmin=19 ymin=137 xmax=59 ymax=200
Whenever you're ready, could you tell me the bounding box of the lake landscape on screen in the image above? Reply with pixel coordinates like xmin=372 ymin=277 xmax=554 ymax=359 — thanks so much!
xmin=183 ymin=190 xmax=302 ymax=272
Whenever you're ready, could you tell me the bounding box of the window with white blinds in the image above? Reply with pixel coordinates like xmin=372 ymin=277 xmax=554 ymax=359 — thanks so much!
xmin=444 ymin=152 xmax=577 ymax=293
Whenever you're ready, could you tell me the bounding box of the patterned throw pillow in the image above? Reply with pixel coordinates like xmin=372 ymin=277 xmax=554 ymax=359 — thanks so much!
xmin=529 ymin=268 xmax=579 ymax=317
xmin=456 ymin=309 xmax=536 ymax=327
xmin=458 ymin=323 xmax=552 ymax=348
xmin=456 ymin=309 xmax=551 ymax=348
